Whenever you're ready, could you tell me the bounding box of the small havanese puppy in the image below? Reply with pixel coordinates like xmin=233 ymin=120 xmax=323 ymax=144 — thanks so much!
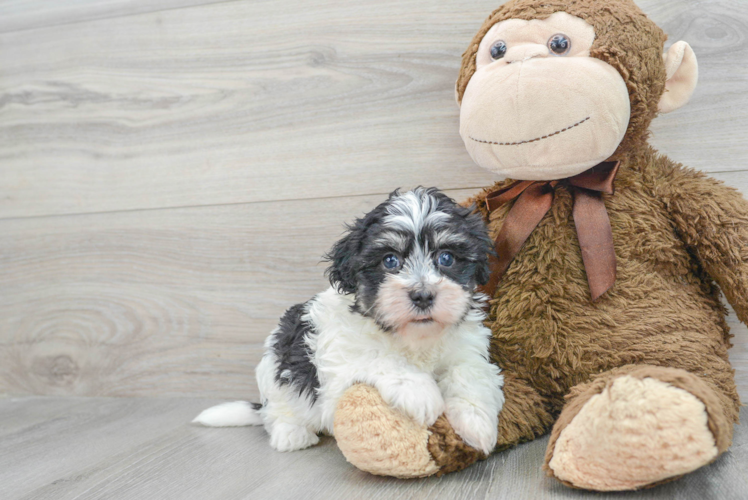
xmin=194 ymin=187 xmax=504 ymax=455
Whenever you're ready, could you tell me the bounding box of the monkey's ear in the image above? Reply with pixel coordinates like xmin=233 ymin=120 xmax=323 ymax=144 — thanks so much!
xmin=658 ymin=41 xmax=698 ymax=114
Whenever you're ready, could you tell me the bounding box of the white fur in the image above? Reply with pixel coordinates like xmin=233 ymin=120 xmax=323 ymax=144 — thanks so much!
xmin=315 ymin=289 xmax=503 ymax=454
xmin=385 ymin=190 xmax=450 ymax=234
xmin=195 ymin=188 xmax=503 ymax=454
xmin=192 ymin=401 xmax=263 ymax=427
xmin=195 ymin=288 xmax=504 ymax=455
xmin=375 ymin=272 xmax=472 ymax=332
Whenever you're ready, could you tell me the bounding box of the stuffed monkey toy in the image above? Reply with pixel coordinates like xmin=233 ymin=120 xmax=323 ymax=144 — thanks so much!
xmin=332 ymin=0 xmax=746 ymax=491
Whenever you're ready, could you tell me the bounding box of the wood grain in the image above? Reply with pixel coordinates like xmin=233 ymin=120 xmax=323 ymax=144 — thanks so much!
xmin=0 ymin=4 xmax=747 ymax=492
xmin=0 ymin=188 xmax=473 ymax=399
xmin=646 ymin=0 xmax=748 ymax=173
xmin=1 ymin=0 xmax=746 ymax=219
xmin=0 ymin=0 xmax=233 ymax=34
xmin=1 ymin=397 xmax=746 ymax=500
xmin=1 ymin=177 xmax=747 ymax=400
xmin=0 ymin=0 xmax=747 ymax=401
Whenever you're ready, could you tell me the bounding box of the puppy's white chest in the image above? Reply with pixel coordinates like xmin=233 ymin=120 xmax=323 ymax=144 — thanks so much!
xmin=390 ymin=334 xmax=447 ymax=372
xmin=309 ymin=289 xmax=448 ymax=374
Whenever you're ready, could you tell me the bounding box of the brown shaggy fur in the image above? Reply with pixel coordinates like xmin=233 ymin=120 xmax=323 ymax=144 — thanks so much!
xmin=435 ymin=144 xmax=745 ymax=477
xmin=333 ymin=0 xmax=744 ymax=488
xmin=427 ymin=416 xmax=487 ymax=476
xmin=425 ymin=0 xmax=744 ymax=482
xmin=426 ymin=371 xmax=556 ymax=475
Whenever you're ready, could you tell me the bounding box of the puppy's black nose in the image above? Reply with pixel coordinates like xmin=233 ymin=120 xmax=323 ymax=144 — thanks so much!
xmin=409 ymin=290 xmax=434 ymax=310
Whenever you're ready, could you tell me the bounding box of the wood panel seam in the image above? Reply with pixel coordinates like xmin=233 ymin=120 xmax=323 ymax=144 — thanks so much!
xmin=0 ymin=186 xmax=498 ymax=222
xmin=0 ymin=0 xmax=244 ymax=36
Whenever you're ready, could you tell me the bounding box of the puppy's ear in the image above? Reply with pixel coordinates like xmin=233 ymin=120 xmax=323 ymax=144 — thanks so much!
xmin=462 ymin=205 xmax=495 ymax=286
xmin=472 ymin=233 xmax=493 ymax=286
xmin=324 ymin=222 xmax=363 ymax=294
xmin=474 ymin=252 xmax=492 ymax=286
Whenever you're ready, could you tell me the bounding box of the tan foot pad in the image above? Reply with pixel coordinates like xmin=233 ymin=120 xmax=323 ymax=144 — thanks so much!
xmin=548 ymin=376 xmax=718 ymax=491
xmin=334 ymin=384 xmax=439 ymax=478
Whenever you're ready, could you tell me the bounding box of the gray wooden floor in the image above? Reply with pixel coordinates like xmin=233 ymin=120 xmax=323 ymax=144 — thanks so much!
xmin=1 ymin=397 xmax=746 ymax=500
xmin=1 ymin=0 xmax=748 ymax=403
xmin=1 ymin=1 xmax=747 ymax=498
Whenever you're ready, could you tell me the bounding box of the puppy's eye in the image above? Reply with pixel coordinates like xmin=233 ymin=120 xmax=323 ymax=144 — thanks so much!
xmin=548 ymin=34 xmax=571 ymax=56
xmin=490 ymin=40 xmax=507 ymax=60
xmin=437 ymin=251 xmax=454 ymax=267
xmin=382 ymin=254 xmax=401 ymax=269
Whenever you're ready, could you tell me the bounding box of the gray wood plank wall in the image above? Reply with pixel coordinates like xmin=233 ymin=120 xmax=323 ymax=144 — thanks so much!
xmin=1 ymin=0 xmax=747 ymax=400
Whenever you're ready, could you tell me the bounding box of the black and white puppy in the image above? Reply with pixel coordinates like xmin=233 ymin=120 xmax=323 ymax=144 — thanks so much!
xmin=193 ymin=188 xmax=504 ymax=454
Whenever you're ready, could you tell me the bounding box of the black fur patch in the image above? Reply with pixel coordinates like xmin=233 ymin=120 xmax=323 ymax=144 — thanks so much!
xmin=271 ymin=302 xmax=320 ymax=403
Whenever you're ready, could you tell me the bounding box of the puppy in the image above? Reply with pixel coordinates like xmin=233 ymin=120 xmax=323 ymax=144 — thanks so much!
xmin=193 ymin=187 xmax=504 ymax=454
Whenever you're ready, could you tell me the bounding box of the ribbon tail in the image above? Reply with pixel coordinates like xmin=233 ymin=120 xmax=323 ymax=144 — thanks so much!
xmin=572 ymin=187 xmax=617 ymax=301
xmin=481 ymin=183 xmax=555 ymax=298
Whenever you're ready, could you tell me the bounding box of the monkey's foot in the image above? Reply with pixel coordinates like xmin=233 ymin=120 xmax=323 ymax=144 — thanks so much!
xmin=334 ymin=384 xmax=484 ymax=478
xmin=545 ymin=368 xmax=728 ymax=491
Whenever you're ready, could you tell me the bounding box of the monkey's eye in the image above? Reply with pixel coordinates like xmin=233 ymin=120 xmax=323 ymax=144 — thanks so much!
xmin=383 ymin=254 xmax=401 ymax=270
xmin=490 ymin=40 xmax=507 ymax=60
xmin=548 ymin=34 xmax=571 ymax=56
xmin=437 ymin=251 xmax=455 ymax=267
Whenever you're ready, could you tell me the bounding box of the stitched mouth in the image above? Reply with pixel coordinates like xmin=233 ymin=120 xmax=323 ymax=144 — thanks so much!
xmin=469 ymin=116 xmax=591 ymax=146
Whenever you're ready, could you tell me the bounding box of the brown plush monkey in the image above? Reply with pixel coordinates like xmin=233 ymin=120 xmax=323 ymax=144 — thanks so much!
xmin=332 ymin=0 xmax=746 ymax=491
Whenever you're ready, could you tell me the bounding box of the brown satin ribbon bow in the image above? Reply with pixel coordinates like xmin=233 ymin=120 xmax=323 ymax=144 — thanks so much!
xmin=481 ymin=161 xmax=621 ymax=302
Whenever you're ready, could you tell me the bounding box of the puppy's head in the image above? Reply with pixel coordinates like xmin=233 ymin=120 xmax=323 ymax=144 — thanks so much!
xmin=325 ymin=187 xmax=493 ymax=337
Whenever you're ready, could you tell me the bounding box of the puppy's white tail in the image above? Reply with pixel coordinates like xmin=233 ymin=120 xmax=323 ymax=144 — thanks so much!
xmin=192 ymin=401 xmax=263 ymax=427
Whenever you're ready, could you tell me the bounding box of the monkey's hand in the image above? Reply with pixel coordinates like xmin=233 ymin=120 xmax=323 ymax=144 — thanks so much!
xmin=333 ymin=384 xmax=481 ymax=478
xmin=659 ymin=163 xmax=748 ymax=324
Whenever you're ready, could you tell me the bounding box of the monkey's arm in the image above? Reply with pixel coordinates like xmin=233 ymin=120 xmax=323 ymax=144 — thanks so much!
xmin=657 ymin=162 xmax=748 ymax=323
xmin=426 ymin=371 xmax=555 ymax=475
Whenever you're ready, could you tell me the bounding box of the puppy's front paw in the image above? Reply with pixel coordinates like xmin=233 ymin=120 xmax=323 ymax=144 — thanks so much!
xmin=445 ymin=397 xmax=498 ymax=455
xmin=377 ymin=374 xmax=445 ymax=426
xmin=269 ymin=422 xmax=320 ymax=452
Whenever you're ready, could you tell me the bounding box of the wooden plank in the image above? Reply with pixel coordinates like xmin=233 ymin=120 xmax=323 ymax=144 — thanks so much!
xmin=0 ymin=0 xmax=232 ymax=34
xmin=1 ymin=397 xmax=746 ymax=500
xmin=2 ymin=173 xmax=748 ymax=400
xmin=0 ymin=188 xmax=477 ymax=399
xmin=646 ymin=0 xmax=748 ymax=173
xmin=1 ymin=0 xmax=746 ymax=219
xmin=0 ymin=0 xmax=503 ymax=220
